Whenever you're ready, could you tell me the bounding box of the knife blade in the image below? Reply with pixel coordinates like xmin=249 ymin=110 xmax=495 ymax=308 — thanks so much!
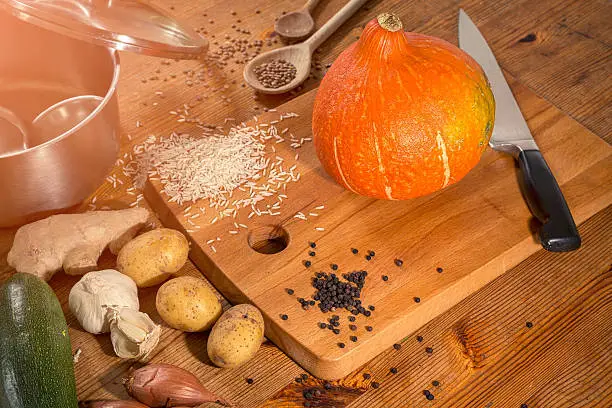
xmin=458 ymin=9 xmax=581 ymax=252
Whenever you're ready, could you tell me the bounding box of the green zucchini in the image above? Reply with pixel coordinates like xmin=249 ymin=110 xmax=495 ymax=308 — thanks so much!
xmin=0 ymin=273 xmax=78 ymax=408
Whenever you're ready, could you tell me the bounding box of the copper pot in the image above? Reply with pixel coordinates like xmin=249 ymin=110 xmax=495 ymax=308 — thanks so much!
xmin=0 ymin=0 xmax=207 ymax=227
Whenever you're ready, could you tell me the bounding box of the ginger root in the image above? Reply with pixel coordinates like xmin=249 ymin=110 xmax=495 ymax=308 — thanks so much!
xmin=7 ymin=208 xmax=150 ymax=281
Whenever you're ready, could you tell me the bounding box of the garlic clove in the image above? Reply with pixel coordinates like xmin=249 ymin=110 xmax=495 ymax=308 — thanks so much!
xmin=109 ymin=308 xmax=161 ymax=361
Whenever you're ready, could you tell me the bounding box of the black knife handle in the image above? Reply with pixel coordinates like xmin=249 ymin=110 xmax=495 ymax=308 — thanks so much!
xmin=517 ymin=149 xmax=581 ymax=252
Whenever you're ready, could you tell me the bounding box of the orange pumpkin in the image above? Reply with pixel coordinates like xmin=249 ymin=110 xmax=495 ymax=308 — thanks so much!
xmin=312 ymin=13 xmax=495 ymax=199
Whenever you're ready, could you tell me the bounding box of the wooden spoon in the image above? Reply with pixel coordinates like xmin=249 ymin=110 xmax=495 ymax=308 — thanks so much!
xmin=244 ymin=0 xmax=370 ymax=95
xmin=274 ymin=0 xmax=321 ymax=41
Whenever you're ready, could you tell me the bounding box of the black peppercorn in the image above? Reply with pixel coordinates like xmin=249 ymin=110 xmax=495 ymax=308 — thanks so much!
xmin=310 ymin=242 xmax=316 ymax=248
xmin=414 ymin=297 xmax=421 ymax=303
xmin=287 ymin=288 xmax=294 ymax=295
xmin=350 ymin=336 xmax=358 ymax=342
xmin=324 ymin=382 xmax=333 ymax=390
xmin=432 ymin=380 xmax=440 ymax=387
xmin=426 ymin=347 xmax=433 ymax=354
xmin=526 ymin=321 xmax=533 ymax=328
xmin=338 ymin=342 xmax=345 ymax=348
xmin=331 ymin=263 xmax=338 ymax=270
xmin=390 ymin=367 xmax=398 ymax=374
xmin=295 ymin=377 xmax=302 ymax=383
xmin=281 ymin=314 xmax=288 ymax=320
xmin=309 ymin=251 xmax=316 ymax=257
xmin=382 ymin=275 xmax=388 ymax=281
xmin=348 ymin=316 xmax=356 ymax=322
xmin=368 ymin=250 xmax=375 ymax=256
xmin=333 ymin=328 xmax=340 ymax=334
xmin=393 ymin=343 xmax=401 ymax=350
xmin=394 ymin=258 xmax=403 ymax=267
xmin=319 ymin=322 xmax=326 ymax=329
xmin=349 ymin=324 xmax=357 ymax=331
xmin=416 ymin=335 xmax=423 ymax=342
xmin=426 ymin=393 xmax=434 ymax=400
xmin=368 ymin=305 xmax=375 ymax=311
xmin=520 ymin=404 xmax=528 ymax=408
xmin=365 ymin=326 xmax=373 ymax=332
xmin=301 ymin=373 xmax=308 ymax=380
xmin=365 ymin=255 xmax=372 ymax=261
xmin=246 ymin=378 xmax=254 ymax=384
xmin=363 ymin=373 xmax=371 ymax=379
xmin=304 ymin=260 xmax=311 ymax=267
xmin=436 ymin=267 xmax=443 ymax=273
xmin=351 ymin=248 xmax=358 ymax=254
xmin=371 ymin=381 xmax=380 ymax=389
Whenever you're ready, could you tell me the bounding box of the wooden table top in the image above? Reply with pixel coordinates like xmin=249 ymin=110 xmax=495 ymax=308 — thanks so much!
xmin=1 ymin=0 xmax=610 ymax=407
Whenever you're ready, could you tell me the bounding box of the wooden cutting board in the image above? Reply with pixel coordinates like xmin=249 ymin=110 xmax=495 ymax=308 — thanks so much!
xmin=145 ymin=77 xmax=612 ymax=380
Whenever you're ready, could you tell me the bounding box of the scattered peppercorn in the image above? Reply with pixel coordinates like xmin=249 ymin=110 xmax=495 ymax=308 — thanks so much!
xmin=309 ymin=251 xmax=316 ymax=257
xmin=366 ymin=255 xmax=372 ymax=261
xmin=417 ymin=335 xmax=423 ymax=342
xmin=526 ymin=321 xmax=533 ymax=328
xmin=331 ymin=263 xmax=338 ymax=270
xmin=423 ymin=390 xmax=431 ymax=396
xmin=371 ymin=382 xmax=380 ymax=389
xmin=333 ymin=328 xmax=340 ymax=335
xmin=518 ymin=33 xmax=536 ymax=43
xmin=432 ymin=380 xmax=440 ymax=387
xmin=349 ymin=324 xmax=357 ymax=331
xmin=351 ymin=248 xmax=359 ymax=254
xmin=287 ymin=288 xmax=294 ymax=295
xmin=426 ymin=393 xmax=435 ymax=400
xmin=295 ymin=377 xmax=303 ymax=383
xmin=281 ymin=314 xmax=288 ymax=320
xmin=246 ymin=378 xmax=254 ymax=384
xmin=314 ymin=389 xmax=321 ymax=397
xmin=324 ymin=382 xmax=333 ymax=390
xmin=390 ymin=367 xmax=398 ymax=374
xmin=520 ymin=404 xmax=528 ymax=408
xmin=368 ymin=250 xmax=375 ymax=257
xmin=301 ymin=373 xmax=308 ymax=381
xmin=338 ymin=342 xmax=345 ymax=348
xmin=368 ymin=305 xmax=375 ymax=311
xmin=425 ymin=347 xmax=433 ymax=354
xmin=310 ymin=242 xmax=316 ymax=248
xmin=304 ymin=401 xmax=311 ymax=407
xmin=382 ymin=275 xmax=389 ymax=281
xmin=304 ymin=260 xmax=312 ymax=267
xmin=350 ymin=336 xmax=358 ymax=342
xmin=363 ymin=373 xmax=371 ymax=379
xmin=436 ymin=267 xmax=443 ymax=273
xmin=366 ymin=326 xmax=373 ymax=332
xmin=394 ymin=258 xmax=403 ymax=267
xmin=348 ymin=316 xmax=356 ymax=322
xmin=393 ymin=343 xmax=401 ymax=350
xmin=414 ymin=297 xmax=421 ymax=303
xmin=319 ymin=322 xmax=326 ymax=329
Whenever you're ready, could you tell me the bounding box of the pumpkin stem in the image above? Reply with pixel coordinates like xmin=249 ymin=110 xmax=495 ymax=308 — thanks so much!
xmin=377 ymin=13 xmax=403 ymax=32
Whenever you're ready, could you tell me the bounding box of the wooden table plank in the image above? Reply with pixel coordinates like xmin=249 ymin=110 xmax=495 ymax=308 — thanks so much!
xmin=1 ymin=0 xmax=610 ymax=406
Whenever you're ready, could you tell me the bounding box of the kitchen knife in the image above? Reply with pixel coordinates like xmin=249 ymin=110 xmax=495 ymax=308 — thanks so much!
xmin=458 ymin=9 xmax=581 ymax=252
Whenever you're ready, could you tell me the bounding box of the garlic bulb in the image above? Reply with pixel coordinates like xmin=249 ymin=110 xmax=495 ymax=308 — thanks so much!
xmin=109 ymin=308 xmax=161 ymax=362
xmin=69 ymin=269 xmax=139 ymax=334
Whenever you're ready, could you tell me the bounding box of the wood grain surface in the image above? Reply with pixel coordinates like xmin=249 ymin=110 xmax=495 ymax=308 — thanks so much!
xmin=144 ymin=76 xmax=611 ymax=380
xmin=1 ymin=0 xmax=610 ymax=406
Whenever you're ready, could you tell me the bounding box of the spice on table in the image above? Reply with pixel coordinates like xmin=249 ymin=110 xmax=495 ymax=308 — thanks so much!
xmin=349 ymin=324 xmax=357 ymax=331
xmin=382 ymin=275 xmax=388 ymax=281
xmin=371 ymin=381 xmax=380 ymax=389
xmin=338 ymin=342 xmax=345 ymax=348
xmin=425 ymin=347 xmax=433 ymax=354
xmin=351 ymin=248 xmax=359 ymax=254
xmin=366 ymin=255 xmax=372 ymax=261
xmin=365 ymin=325 xmax=373 ymax=332
xmin=319 ymin=322 xmax=326 ymax=329
xmin=368 ymin=250 xmax=375 ymax=257
xmin=414 ymin=297 xmax=421 ymax=303
xmin=333 ymin=328 xmax=340 ymax=335
xmin=363 ymin=373 xmax=371 ymax=380
xmin=309 ymin=242 xmax=316 ymax=248
xmin=393 ymin=343 xmax=401 ymax=350
xmin=521 ymin=404 xmax=528 ymax=408
xmin=394 ymin=258 xmax=403 ymax=267
xmin=301 ymin=373 xmax=308 ymax=381
xmin=390 ymin=367 xmax=398 ymax=374
xmin=254 ymin=59 xmax=297 ymax=89
xmin=436 ymin=267 xmax=443 ymax=273
xmin=304 ymin=260 xmax=312 ymax=267
xmin=350 ymin=336 xmax=358 ymax=342
xmin=348 ymin=316 xmax=356 ymax=322
xmin=324 ymin=382 xmax=333 ymax=390
xmin=286 ymin=288 xmax=295 ymax=295
xmin=368 ymin=305 xmax=375 ymax=311
xmin=416 ymin=335 xmax=423 ymax=342
xmin=308 ymin=251 xmax=316 ymax=257
xmin=246 ymin=378 xmax=254 ymax=384
xmin=526 ymin=321 xmax=533 ymax=328
xmin=432 ymin=380 xmax=440 ymax=387
xmin=331 ymin=263 xmax=338 ymax=270
xmin=281 ymin=314 xmax=288 ymax=320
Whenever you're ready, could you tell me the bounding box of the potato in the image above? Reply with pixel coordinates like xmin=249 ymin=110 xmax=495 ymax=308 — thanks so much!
xmin=117 ymin=228 xmax=189 ymax=287
xmin=207 ymin=304 xmax=264 ymax=368
xmin=156 ymin=276 xmax=222 ymax=332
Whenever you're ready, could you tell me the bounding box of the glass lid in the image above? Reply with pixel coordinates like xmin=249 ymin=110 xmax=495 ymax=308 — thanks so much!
xmin=1 ymin=0 xmax=208 ymax=59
